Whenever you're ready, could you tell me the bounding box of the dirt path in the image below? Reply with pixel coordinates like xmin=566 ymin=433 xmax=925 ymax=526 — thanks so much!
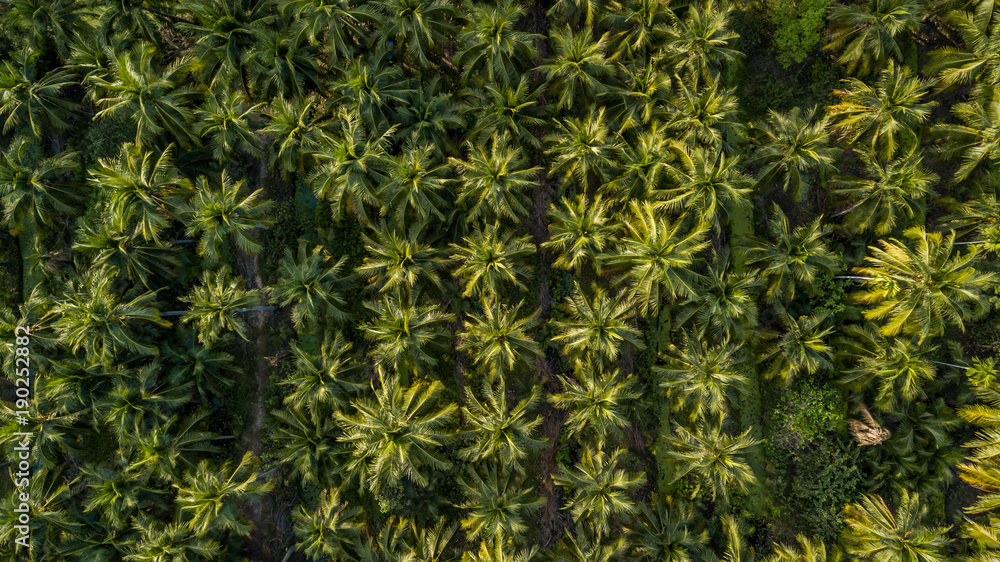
xmin=234 ymin=173 xmax=298 ymax=560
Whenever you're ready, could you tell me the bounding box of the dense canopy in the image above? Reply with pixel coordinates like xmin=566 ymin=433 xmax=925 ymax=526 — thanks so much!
xmin=3 ymin=0 xmax=1000 ymax=560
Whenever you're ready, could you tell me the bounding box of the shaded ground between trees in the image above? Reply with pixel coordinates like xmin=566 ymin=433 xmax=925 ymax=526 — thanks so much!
xmin=235 ymin=186 xmax=298 ymax=560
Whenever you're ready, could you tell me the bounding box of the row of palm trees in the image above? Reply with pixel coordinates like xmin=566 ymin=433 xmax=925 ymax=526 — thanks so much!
xmin=1 ymin=0 xmax=1000 ymax=559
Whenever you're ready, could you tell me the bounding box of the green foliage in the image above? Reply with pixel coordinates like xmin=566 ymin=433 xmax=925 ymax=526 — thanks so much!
xmin=767 ymin=433 xmax=863 ymax=543
xmin=768 ymin=381 xmax=847 ymax=449
xmin=6 ymin=0 xmax=1000 ymax=557
xmin=768 ymin=0 xmax=833 ymax=68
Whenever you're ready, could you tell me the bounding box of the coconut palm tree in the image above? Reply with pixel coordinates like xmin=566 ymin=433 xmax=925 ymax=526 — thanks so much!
xmin=550 ymin=361 xmax=640 ymax=443
xmin=926 ymin=10 xmax=1000 ymax=90
xmin=194 ymin=89 xmax=265 ymax=161
xmin=0 ymin=392 xmax=85 ymax=470
xmin=459 ymin=379 xmax=547 ymax=472
xmin=604 ymin=62 xmax=673 ymax=133
xmin=246 ymin=30 xmax=323 ymax=101
xmin=548 ymin=526 xmax=630 ymax=562
xmin=552 ymin=446 xmax=646 ymax=537
xmin=451 ymin=132 xmax=540 ymax=222
xmin=175 ymin=451 xmax=272 ymax=537
xmin=282 ymin=332 xmax=363 ymax=412
xmin=538 ymin=26 xmax=614 ymax=111
xmin=932 ymin=85 xmax=1000 ymax=182
xmin=605 ymin=122 xmax=672 ymax=200
xmin=961 ymin=515 xmax=1000 ymax=560
xmin=38 ymin=357 xmax=111 ymax=415
xmin=378 ymin=143 xmax=451 ymax=224
xmin=660 ymin=144 xmax=751 ymax=233
xmin=758 ymin=306 xmax=835 ymax=385
xmin=396 ymin=77 xmax=467 ymax=159
xmin=179 ymin=266 xmax=260 ymax=344
xmin=262 ymin=93 xmax=337 ymax=176
xmin=827 ymin=62 xmax=936 ymax=161
xmin=459 ymin=299 xmax=542 ymax=380
xmin=0 ymin=289 xmax=59 ymax=373
xmin=825 ymin=0 xmax=924 ymax=75
xmin=941 ymin=170 xmax=1000 ymax=251
xmin=603 ymin=0 xmax=675 ymax=61
xmin=552 ymin=283 xmax=644 ymax=364
xmin=661 ymin=0 xmax=741 ymax=85
xmin=123 ymin=517 xmax=222 ymax=562
xmin=451 ymin=223 xmax=534 ymax=299
xmin=90 ymin=44 xmax=203 ymax=149
xmin=842 ymin=491 xmax=950 ymax=562
xmin=79 ymin=459 xmax=154 ymax=532
xmin=546 ymin=0 xmax=607 ymax=27
xmin=270 ymin=406 xmax=343 ymax=488
xmin=627 ymin=498 xmax=711 ymax=562
xmin=854 ymin=227 xmax=998 ymax=342
xmin=745 ymin=106 xmax=840 ymax=203
xmin=736 ymin=204 xmax=840 ymax=304
xmin=766 ymin=534 xmax=843 ymax=562
xmin=90 ymin=142 xmax=190 ymax=243
xmin=674 ymin=249 xmax=760 ymax=343
xmin=458 ymin=464 xmax=544 ymax=544
xmin=467 ymin=78 xmax=548 ymax=149
xmin=273 ymin=240 xmax=352 ymax=330
xmin=126 ymin=412 xmax=220 ymax=484
xmin=866 ymin=398 xmax=964 ymax=497
xmin=179 ymin=0 xmax=275 ymax=93
xmin=93 ymin=0 xmax=177 ymax=45
xmin=98 ymin=362 xmax=193 ymax=443
xmin=370 ymin=0 xmax=460 ymax=67
xmin=332 ymin=53 xmax=414 ymax=132
xmin=161 ymin=331 xmax=241 ymax=404
xmin=664 ymin=80 xmax=743 ymax=153
xmin=292 ymin=487 xmax=364 ymax=560
xmin=309 ymin=110 xmax=392 ymax=223
xmin=363 ymin=292 xmax=453 ymax=378
xmin=2 ymin=0 xmax=91 ymax=62
xmin=281 ymin=0 xmax=375 ymax=60
xmin=370 ymin=516 xmax=460 ymax=562
xmin=50 ymin=267 xmax=168 ymax=364
xmin=0 ymin=137 xmax=83 ymax=231
xmin=358 ymin=221 xmax=451 ymax=297
xmin=0 ymin=49 xmax=79 ymax=139
xmin=336 ymin=374 xmax=458 ymax=492
xmin=957 ymin=374 xmax=1000 ymax=514
xmin=546 ymin=109 xmax=621 ymax=194
xmin=75 ymin=214 xmax=181 ymax=289
xmin=838 ymin=325 xmax=938 ymax=411
xmin=463 ymin=538 xmax=540 ymax=562
xmin=543 ymin=194 xmax=615 ymax=274
xmin=833 ymin=150 xmax=938 ymax=236
xmin=456 ymin=0 xmax=540 ymax=88
xmin=603 ymin=201 xmax=709 ymax=314
xmin=181 ymin=172 xmax=273 ymax=264
xmin=657 ymin=335 xmax=746 ymax=425
xmin=663 ymin=421 xmax=758 ymax=504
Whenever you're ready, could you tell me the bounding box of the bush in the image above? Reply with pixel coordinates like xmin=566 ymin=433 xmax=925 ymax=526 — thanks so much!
xmin=768 ymin=0 xmax=832 ymax=68
xmin=768 ymin=380 xmax=847 ymax=450
xmin=764 ymin=379 xmax=859 ymax=541
xmin=768 ymin=434 xmax=863 ymax=542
